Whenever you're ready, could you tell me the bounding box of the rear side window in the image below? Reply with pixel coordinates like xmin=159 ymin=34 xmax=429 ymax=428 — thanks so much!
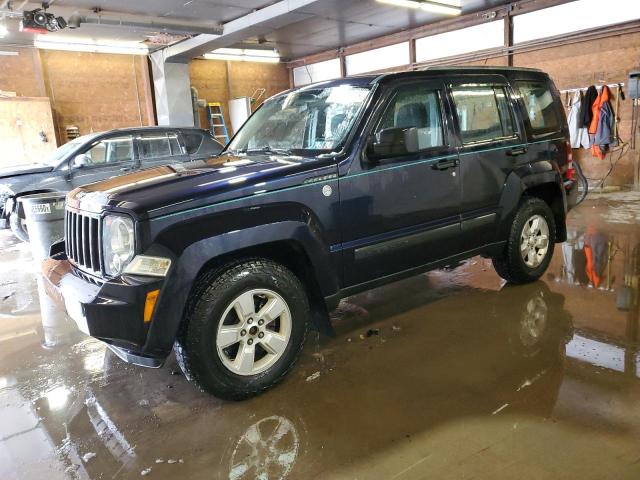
xmin=139 ymin=133 xmax=177 ymax=159
xmin=451 ymin=85 xmax=515 ymax=144
xmin=376 ymin=84 xmax=444 ymax=150
xmin=516 ymin=81 xmax=560 ymax=134
xmin=183 ymin=132 xmax=204 ymax=154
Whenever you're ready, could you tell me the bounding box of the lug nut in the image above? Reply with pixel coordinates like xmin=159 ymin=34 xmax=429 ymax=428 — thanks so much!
xmin=258 ymin=319 xmax=264 ymax=326
xmin=248 ymin=339 xmax=254 ymax=345
xmin=241 ymin=330 xmax=247 ymax=337
xmin=247 ymin=318 xmax=253 ymax=324
xmin=258 ymin=332 xmax=265 ymax=339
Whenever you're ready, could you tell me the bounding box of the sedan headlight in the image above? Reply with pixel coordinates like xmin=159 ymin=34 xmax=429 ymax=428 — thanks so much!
xmin=103 ymin=215 xmax=135 ymax=276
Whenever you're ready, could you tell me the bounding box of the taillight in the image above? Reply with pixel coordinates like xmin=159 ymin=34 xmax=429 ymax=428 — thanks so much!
xmin=564 ymin=140 xmax=575 ymax=181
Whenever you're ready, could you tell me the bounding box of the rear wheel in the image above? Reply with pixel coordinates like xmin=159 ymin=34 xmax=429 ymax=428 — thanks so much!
xmin=175 ymin=259 xmax=309 ymax=400
xmin=493 ymin=197 xmax=556 ymax=284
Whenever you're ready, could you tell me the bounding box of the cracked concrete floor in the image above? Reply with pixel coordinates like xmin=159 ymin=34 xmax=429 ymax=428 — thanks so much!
xmin=1 ymin=192 xmax=640 ymax=479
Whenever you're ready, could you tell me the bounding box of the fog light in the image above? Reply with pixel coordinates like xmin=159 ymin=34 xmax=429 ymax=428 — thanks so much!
xmin=124 ymin=255 xmax=171 ymax=277
xmin=144 ymin=289 xmax=160 ymax=324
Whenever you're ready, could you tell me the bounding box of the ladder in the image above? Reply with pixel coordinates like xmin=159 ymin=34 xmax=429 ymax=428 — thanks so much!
xmin=207 ymin=102 xmax=230 ymax=144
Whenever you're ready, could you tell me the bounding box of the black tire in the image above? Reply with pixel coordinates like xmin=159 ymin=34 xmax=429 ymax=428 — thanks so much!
xmin=175 ymin=258 xmax=309 ymax=400
xmin=492 ymin=197 xmax=556 ymax=284
xmin=9 ymin=212 xmax=29 ymax=242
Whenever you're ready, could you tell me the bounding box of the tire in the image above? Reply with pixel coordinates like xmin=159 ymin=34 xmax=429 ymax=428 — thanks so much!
xmin=492 ymin=197 xmax=556 ymax=284
xmin=9 ymin=212 xmax=29 ymax=242
xmin=175 ymin=258 xmax=309 ymax=400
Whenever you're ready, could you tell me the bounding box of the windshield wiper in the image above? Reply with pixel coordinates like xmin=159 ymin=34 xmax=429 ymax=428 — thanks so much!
xmin=242 ymin=146 xmax=292 ymax=156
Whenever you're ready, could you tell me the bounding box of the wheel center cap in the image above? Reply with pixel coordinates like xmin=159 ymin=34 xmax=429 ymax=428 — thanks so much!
xmin=249 ymin=326 xmax=259 ymax=336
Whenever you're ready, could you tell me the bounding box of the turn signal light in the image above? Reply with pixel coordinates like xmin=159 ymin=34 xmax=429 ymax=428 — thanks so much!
xmin=144 ymin=290 xmax=160 ymax=324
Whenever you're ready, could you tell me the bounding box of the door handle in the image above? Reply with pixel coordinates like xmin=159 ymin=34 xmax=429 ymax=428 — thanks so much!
xmin=507 ymin=146 xmax=528 ymax=157
xmin=432 ymin=158 xmax=459 ymax=171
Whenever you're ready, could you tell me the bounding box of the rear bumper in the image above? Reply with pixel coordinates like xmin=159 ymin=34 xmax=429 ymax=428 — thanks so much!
xmin=42 ymin=252 xmax=167 ymax=367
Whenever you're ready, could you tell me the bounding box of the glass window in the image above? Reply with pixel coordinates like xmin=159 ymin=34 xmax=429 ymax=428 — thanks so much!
xmin=168 ymin=133 xmax=182 ymax=155
xmin=293 ymin=58 xmax=342 ymax=87
xmin=451 ymin=86 xmax=515 ymax=144
xmin=376 ymin=85 xmax=444 ymax=150
xmin=183 ymin=132 xmax=203 ymax=154
xmin=228 ymin=84 xmax=371 ymax=154
xmin=345 ymin=43 xmax=410 ymax=76
xmin=85 ymin=136 xmax=133 ymax=165
xmin=140 ymin=134 xmax=171 ymax=159
xmin=415 ymin=21 xmax=504 ymax=63
xmin=516 ymin=82 xmax=560 ymax=133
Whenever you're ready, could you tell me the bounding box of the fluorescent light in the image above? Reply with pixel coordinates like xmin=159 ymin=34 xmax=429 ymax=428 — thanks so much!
xmin=35 ymin=36 xmax=149 ymax=55
xmin=377 ymin=0 xmax=462 ymax=16
xmin=0 ymin=24 xmax=8 ymax=38
xmin=204 ymin=47 xmax=281 ymax=63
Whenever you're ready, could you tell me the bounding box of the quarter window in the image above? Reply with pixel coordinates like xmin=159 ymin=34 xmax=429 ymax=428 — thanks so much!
xmin=139 ymin=133 xmax=181 ymax=159
xmin=451 ymin=86 xmax=515 ymax=144
xmin=377 ymin=84 xmax=444 ymax=150
xmin=516 ymin=81 xmax=560 ymax=133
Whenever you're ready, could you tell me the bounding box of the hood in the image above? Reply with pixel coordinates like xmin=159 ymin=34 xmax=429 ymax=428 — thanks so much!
xmin=67 ymin=153 xmax=334 ymax=218
xmin=0 ymin=163 xmax=53 ymax=179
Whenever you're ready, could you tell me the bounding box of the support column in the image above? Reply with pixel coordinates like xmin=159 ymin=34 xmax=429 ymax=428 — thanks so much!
xmin=150 ymin=51 xmax=195 ymax=127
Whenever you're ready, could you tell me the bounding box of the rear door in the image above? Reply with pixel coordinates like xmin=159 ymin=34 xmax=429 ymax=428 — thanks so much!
xmin=340 ymin=79 xmax=462 ymax=287
xmin=448 ymin=77 xmax=526 ymax=251
xmin=70 ymin=134 xmax=135 ymax=188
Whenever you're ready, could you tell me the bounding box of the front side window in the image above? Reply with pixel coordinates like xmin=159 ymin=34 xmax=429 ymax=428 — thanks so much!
xmin=516 ymin=81 xmax=560 ymax=133
xmin=227 ymin=84 xmax=371 ymax=155
xmin=84 ymin=136 xmax=133 ymax=165
xmin=376 ymin=84 xmax=444 ymax=150
xmin=451 ymin=86 xmax=515 ymax=144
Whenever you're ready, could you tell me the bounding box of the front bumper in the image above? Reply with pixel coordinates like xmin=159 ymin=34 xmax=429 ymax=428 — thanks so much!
xmin=43 ymin=252 xmax=166 ymax=367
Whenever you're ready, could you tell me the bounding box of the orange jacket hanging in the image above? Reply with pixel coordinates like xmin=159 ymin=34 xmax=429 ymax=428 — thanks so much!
xmin=588 ymin=86 xmax=611 ymax=160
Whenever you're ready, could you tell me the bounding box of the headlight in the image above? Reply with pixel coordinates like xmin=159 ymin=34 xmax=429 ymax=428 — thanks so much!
xmin=103 ymin=215 xmax=135 ymax=276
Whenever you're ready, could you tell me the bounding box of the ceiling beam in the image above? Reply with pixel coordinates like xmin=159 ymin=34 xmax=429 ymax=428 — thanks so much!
xmin=159 ymin=0 xmax=325 ymax=62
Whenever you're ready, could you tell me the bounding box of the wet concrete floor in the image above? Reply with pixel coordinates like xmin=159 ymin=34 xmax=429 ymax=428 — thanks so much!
xmin=2 ymin=192 xmax=640 ymax=479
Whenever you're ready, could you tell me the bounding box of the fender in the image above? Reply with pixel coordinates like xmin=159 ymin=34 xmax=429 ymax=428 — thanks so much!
xmin=140 ymin=202 xmax=340 ymax=357
xmin=496 ymin=168 xmax=566 ymax=243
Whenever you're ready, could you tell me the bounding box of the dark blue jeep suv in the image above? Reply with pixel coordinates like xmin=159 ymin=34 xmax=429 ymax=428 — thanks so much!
xmin=45 ymin=67 xmax=578 ymax=399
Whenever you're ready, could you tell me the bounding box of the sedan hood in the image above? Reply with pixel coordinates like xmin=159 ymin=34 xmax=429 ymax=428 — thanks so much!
xmin=0 ymin=163 xmax=53 ymax=179
xmin=67 ymin=153 xmax=333 ymax=218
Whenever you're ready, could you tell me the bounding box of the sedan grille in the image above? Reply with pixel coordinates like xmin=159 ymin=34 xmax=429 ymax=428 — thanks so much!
xmin=65 ymin=208 xmax=102 ymax=275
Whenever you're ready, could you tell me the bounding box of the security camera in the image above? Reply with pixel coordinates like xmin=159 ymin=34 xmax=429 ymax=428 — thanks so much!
xmin=20 ymin=8 xmax=67 ymax=33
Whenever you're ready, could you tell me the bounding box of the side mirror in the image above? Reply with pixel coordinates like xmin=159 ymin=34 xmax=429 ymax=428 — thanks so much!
xmin=368 ymin=127 xmax=420 ymax=159
xmin=71 ymin=154 xmax=90 ymax=169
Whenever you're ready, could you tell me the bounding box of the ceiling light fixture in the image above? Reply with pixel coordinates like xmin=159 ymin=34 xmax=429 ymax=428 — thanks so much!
xmin=376 ymin=0 xmax=462 ymax=16
xmin=34 ymin=36 xmax=149 ymax=55
xmin=204 ymin=47 xmax=281 ymax=63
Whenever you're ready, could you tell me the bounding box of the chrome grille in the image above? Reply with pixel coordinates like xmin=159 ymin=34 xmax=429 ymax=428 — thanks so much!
xmin=65 ymin=208 xmax=102 ymax=275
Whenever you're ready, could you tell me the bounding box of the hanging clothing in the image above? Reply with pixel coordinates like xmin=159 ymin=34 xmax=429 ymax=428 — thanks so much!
xmin=567 ymin=91 xmax=591 ymax=148
xmin=589 ymin=86 xmax=613 ymax=159
xmin=579 ymin=85 xmax=598 ymax=128
xmin=594 ymin=89 xmax=615 ymax=148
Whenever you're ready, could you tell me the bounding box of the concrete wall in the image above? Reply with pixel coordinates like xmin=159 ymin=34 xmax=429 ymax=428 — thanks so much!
xmin=189 ymin=59 xmax=290 ymax=136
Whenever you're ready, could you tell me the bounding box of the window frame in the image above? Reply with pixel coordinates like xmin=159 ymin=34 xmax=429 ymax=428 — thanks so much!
xmin=76 ymin=134 xmax=135 ymax=169
xmin=514 ymin=80 xmax=562 ymax=139
xmin=372 ymin=81 xmax=450 ymax=157
xmin=449 ymin=83 xmax=520 ymax=147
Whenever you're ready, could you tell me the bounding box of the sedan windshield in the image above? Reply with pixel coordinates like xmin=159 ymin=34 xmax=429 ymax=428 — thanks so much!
xmin=228 ymin=84 xmax=371 ymax=155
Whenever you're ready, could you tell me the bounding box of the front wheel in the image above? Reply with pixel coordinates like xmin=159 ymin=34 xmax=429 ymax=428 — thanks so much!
xmin=493 ymin=197 xmax=556 ymax=284
xmin=175 ymin=259 xmax=309 ymax=400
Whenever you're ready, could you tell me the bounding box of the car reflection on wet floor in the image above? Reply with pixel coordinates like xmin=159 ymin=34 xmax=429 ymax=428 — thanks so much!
xmin=2 ymin=192 xmax=640 ymax=480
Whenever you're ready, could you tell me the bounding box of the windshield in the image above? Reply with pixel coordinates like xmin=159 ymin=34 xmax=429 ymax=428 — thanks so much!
xmin=44 ymin=134 xmax=98 ymax=167
xmin=228 ymin=84 xmax=371 ymax=155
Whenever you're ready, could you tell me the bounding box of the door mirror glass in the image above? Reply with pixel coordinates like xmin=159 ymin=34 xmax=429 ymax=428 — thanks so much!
xmin=71 ymin=154 xmax=90 ymax=169
xmin=369 ymin=127 xmax=420 ymax=158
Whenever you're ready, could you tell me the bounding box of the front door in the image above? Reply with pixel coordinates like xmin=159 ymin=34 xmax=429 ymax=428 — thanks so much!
xmin=70 ymin=135 xmax=136 ymax=188
xmin=448 ymin=77 xmax=527 ymax=252
xmin=340 ymin=80 xmax=461 ymax=287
